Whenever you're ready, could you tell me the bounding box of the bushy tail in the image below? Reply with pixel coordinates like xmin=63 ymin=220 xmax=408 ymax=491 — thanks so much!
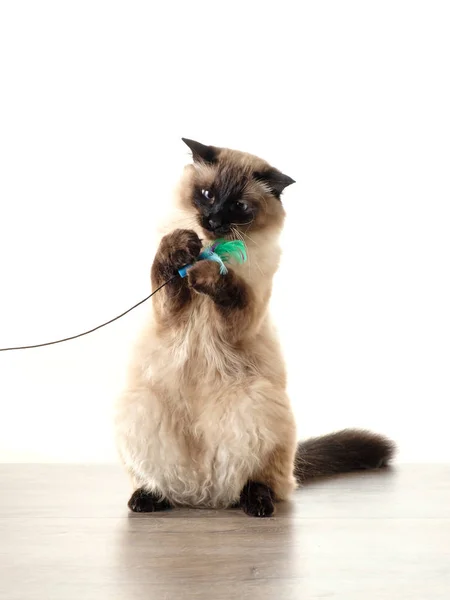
xmin=294 ymin=429 xmax=395 ymax=483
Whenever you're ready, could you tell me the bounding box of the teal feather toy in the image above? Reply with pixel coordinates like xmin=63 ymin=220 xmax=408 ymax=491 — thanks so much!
xmin=178 ymin=239 xmax=247 ymax=278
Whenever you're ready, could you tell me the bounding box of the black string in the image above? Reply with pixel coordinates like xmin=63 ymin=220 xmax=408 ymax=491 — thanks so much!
xmin=0 ymin=276 xmax=176 ymax=352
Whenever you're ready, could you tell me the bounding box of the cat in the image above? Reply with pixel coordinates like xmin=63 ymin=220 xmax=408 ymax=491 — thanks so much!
xmin=114 ymin=138 xmax=395 ymax=517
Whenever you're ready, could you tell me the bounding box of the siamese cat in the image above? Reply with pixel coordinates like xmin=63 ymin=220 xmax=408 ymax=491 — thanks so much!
xmin=115 ymin=139 xmax=394 ymax=517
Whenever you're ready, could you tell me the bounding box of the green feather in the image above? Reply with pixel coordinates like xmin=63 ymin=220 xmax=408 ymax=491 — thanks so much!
xmin=211 ymin=239 xmax=247 ymax=265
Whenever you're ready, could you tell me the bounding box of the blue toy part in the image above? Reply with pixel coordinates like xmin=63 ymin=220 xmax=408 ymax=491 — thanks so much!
xmin=178 ymin=265 xmax=192 ymax=278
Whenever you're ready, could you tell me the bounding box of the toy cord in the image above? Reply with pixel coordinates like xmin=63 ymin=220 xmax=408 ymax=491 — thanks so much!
xmin=0 ymin=239 xmax=247 ymax=352
xmin=0 ymin=276 xmax=176 ymax=352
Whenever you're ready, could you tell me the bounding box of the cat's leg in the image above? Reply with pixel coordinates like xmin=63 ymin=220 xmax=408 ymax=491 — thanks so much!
xmin=128 ymin=488 xmax=173 ymax=513
xmin=187 ymin=260 xmax=261 ymax=342
xmin=151 ymin=229 xmax=202 ymax=323
xmin=240 ymin=439 xmax=297 ymax=518
xmin=116 ymin=384 xmax=176 ymax=514
xmin=239 ymin=480 xmax=275 ymax=517
xmin=124 ymin=472 xmax=173 ymax=513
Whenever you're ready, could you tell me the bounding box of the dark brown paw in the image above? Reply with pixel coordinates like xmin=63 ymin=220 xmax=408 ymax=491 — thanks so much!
xmin=240 ymin=481 xmax=275 ymax=518
xmin=188 ymin=261 xmax=248 ymax=309
xmin=187 ymin=260 xmax=221 ymax=295
xmin=128 ymin=488 xmax=172 ymax=513
xmin=161 ymin=229 xmax=202 ymax=270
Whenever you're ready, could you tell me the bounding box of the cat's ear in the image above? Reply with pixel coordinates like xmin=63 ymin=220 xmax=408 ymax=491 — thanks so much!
xmin=254 ymin=168 xmax=295 ymax=199
xmin=182 ymin=138 xmax=218 ymax=164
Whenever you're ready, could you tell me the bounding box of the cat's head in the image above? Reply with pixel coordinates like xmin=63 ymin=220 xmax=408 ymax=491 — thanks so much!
xmin=179 ymin=138 xmax=295 ymax=240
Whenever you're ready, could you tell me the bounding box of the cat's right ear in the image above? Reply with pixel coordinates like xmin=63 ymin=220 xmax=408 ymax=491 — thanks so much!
xmin=182 ymin=138 xmax=218 ymax=164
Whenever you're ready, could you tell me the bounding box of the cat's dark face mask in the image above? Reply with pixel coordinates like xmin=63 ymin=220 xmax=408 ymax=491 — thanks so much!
xmin=181 ymin=138 xmax=295 ymax=239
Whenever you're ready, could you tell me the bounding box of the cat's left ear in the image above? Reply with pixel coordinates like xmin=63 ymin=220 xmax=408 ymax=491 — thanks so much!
xmin=254 ymin=168 xmax=295 ymax=199
xmin=182 ymin=138 xmax=218 ymax=164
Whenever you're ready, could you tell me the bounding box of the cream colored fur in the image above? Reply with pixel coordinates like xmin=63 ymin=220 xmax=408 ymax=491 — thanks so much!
xmin=115 ymin=167 xmax=297 ymax=508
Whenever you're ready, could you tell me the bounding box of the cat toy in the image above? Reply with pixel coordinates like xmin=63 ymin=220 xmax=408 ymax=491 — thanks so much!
xmin=0 ymin=239 xmax=248 ymax=351
xmin=177 ymin=239 xmax=247 ymax=278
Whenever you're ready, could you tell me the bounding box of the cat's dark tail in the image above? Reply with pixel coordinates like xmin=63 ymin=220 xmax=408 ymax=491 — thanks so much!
xmin=294 ymin=429 xmax=395 ymax=483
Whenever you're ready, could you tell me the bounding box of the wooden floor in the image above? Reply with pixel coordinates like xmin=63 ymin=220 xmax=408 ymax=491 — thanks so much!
xmin=0 ymin=465 xmax=449 ymax=599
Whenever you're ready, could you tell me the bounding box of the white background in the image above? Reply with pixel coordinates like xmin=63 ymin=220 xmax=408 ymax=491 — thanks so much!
xmin=0 ymin=1 xmax=449 ymax=463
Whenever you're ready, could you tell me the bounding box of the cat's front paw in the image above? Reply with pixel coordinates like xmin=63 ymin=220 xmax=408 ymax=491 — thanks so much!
xmin=187 ymin=260 xmax=221 ymax=296
xmin=188 ymin=261 xmax=248 ymax=309
xmin=158 ymin=229 xmax=202 ymax=271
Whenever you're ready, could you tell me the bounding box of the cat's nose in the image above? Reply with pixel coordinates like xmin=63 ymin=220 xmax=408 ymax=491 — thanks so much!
xmin=208 ymin=218 xmax=222 ymax=230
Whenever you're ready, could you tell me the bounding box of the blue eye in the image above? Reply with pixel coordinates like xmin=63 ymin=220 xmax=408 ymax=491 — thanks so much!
xmin=202 ymin=189 xmax=213 ymax=201
xmin=235 ymin=200 xmax=248 ymax=211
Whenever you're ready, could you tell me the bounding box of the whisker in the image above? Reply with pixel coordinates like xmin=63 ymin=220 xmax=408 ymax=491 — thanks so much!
xmin=241 ymin=228 xmax=259 ymax=248
xmin=170 ymin=216 xmax=199 ymax=226
xmin=233 ymin=218 xmax=255 ymax=227
xmin=238 ymin=228 xmax=265 ymax=276
xmin=232 ymin=227 xmax=253 ymax=275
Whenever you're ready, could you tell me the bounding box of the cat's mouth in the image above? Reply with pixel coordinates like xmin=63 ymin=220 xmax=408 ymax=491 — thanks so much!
xmin=202 ymin=230 xmax=232 ymax=242
xmin=199 ymin=216 xmax=232 ymax=239
xmin=207 ymin=225 xmax=231 ymax=237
